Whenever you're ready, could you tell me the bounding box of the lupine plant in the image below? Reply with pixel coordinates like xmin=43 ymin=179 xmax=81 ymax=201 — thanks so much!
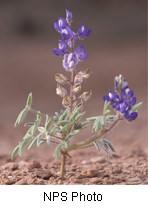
xmin=12 ymin=10 xmax=142 ymax=177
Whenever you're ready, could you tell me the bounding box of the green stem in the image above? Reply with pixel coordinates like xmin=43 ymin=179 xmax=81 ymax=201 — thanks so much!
xmin=30 ymin=109 xmax=46 ymax=117
xmin=64 ymin=117 xmax=122 ymax=152
xmin=60 ymin=153 xmax=67 ymax=178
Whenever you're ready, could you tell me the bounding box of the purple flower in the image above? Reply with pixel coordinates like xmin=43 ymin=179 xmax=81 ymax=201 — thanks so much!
xmin=54 ymin=18 xmax=68 ymax=33
xmin=103 ymin=75 xmax=139 ymax=122
xmin=66 ymin=10 xmax=72 ymax=25
xmin=53 ymin=40 xmax=68 ymax=56
xmin=53 ymin=10 xmax=91 ymax=71
xmin=75 ymin=45 xmax=88 ymax=60
xmin=78 ymin=25 xmax=91 ymax=39
xmin=61 ymin=27 xmax=75 ymax=42
xmin=63 ymin=53 xmax=78 ymax=70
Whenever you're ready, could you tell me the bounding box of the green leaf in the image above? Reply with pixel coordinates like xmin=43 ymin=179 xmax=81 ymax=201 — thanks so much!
xmin=26 ymin=92 xmax=32 ymax=108
xmin=132 ymin=102 xmax=143 ymax=112
xmin=11 ymin=145 xmax=20 ymax=160
xmin=57 ymin=120 xmax=69 ymax=126
xmin=93 ymin=116 xmax=104 ymax=132
xmin=101 ymin=138 xmax=115 ymax=156
xmin=36 ymin=112 xmax=42 ymax=123
xmin=28 ymin=137 xmax=38 ymax=149
xmin=75 ymin=112 xmax=85 ymax=122
xmin=103 ymin=101 xmax=111 ymax=117
xmin=50 ymin=126 xmax=58 ymax=135
xmin=79 ymin=120 xmax=90 ymax=128
xmin=87 ymin=116 xmax=97 ymax=122
xmin=58 ymin=108 xmax=68 ymax=121
xmin=93 ymin=140 xmax=100 ymax=151
xmin=14 ymin=108 xmax=28 ymax=127
xmin=65 ymin=130 xmax=79 ymax=140
xmin=70 ymin=108 xmax=79 ymax=122
xmin=38 ymin=127 xmax=45 ymax=133
xmin=37 ymin=133 xmax=46 ymax=146
xmin=54 ymin=141 xmax=68 ymax=160
xmin=45 ymin=115 xmax=52 ymax=131
xmin=19 ymin=134 xmax=32 ymax=155
xmin=106 ymin=115 xmax=115 ymax=120
xmin=28 ymin=132 xmax=45 ymax=149
xmin=102 ymin=138 xmax=115 ymax=152
xmin=61 ymin=122 xmax=72 ymax=137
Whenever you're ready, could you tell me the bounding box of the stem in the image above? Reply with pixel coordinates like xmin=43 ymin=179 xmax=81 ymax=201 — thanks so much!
xmin=68 ymin=70 xmax=76 ymax=117
xmin=30 ymin=109 xmax=46 ymax=117
xmin=60 ymin=153 xmax=67 ymax=178
xmin=64 ymin=117 xmax=122 ymax=152
xmin=48 ymin=133 xmax=63 ymax=141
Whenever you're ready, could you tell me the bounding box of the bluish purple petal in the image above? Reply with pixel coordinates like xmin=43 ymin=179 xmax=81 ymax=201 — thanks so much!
xmin=58 ymin=18 xmax=67 ymax=28
xmin=58 ymin=40 xmax=68 ymax=52
xmin=63 ymin=53 xmax=78 ymax=71
xmin=130 ymin=97 xmax=137 ymax=105
xmin=125 ymin=111 xmax=138 ymax=122
xmin=75 ymin=45 xmax=88 ymax=61
xmin=53 ymin=48 xmax=64 ymax=56
xmin=103 ymin=95 xmax=110 ymax=102
xmin=66 ymin=10 xmax=72 ymax=24
xmin=54 ymin=22 xmax=61 ymax=33
xmin=78 ymin=25 xmax=91 ymax=39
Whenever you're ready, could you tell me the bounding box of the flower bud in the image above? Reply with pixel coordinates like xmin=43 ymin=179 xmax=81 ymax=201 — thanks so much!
xmin=79 ymin=69 xmax=91 ymax=79
xmin=55 ymin=73 xmax=67 ymax=84
xmin=56 ymin=85 xmax=67 ymax=97
xmin=79 ymin=91 xmax=92 ymax=102
xmin=73 ymin=83 xmax=81 ymax=93
xmin=62 ymin=96 xmax=70 ymax=107
xmin=74 ymin=69 xmax=91 ymax=84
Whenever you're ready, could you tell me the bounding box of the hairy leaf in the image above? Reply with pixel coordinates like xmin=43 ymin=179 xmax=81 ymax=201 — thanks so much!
xmin=101 ymin=138 xmax=115 ymax=156
xmin=93 ymin=140 xmax=101 ymax=151
xmin=102 ymin=138 xmax=115 ymax=152
xmin=26 ymin=92 xmax=32 ymax=109
xmin=58 ymin=108 xmax=68 ymax=122
xmin=61 ymin=122 xmax=72 ymax=137
xmin=93 ymin=116 xmax=104 ymax=132
xmin=131 ymin=102 xmax=143 ymax=112
xmin=103 ymin=101 xmax=111 ymax=117
xmin=19 ymin=134 xmax=32 ymax=155
xmin=65 ymin=130 xmax=79 ymax=140
xmin=79 ymin=120 xmax=90 ymax=128
xmin=45 ymin=115 xmax=52 ymax=131
xmin=54 ymin=141 xmax=68 ymax=160
xmin=14 ymin=108 xmax=28 ymax=127
xmin=11 ymin=145 xmax=20 ymax=160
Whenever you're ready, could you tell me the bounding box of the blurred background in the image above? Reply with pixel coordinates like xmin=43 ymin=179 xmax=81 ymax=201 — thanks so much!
xmin=0 ymin=0 xmax=147 ymax=158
